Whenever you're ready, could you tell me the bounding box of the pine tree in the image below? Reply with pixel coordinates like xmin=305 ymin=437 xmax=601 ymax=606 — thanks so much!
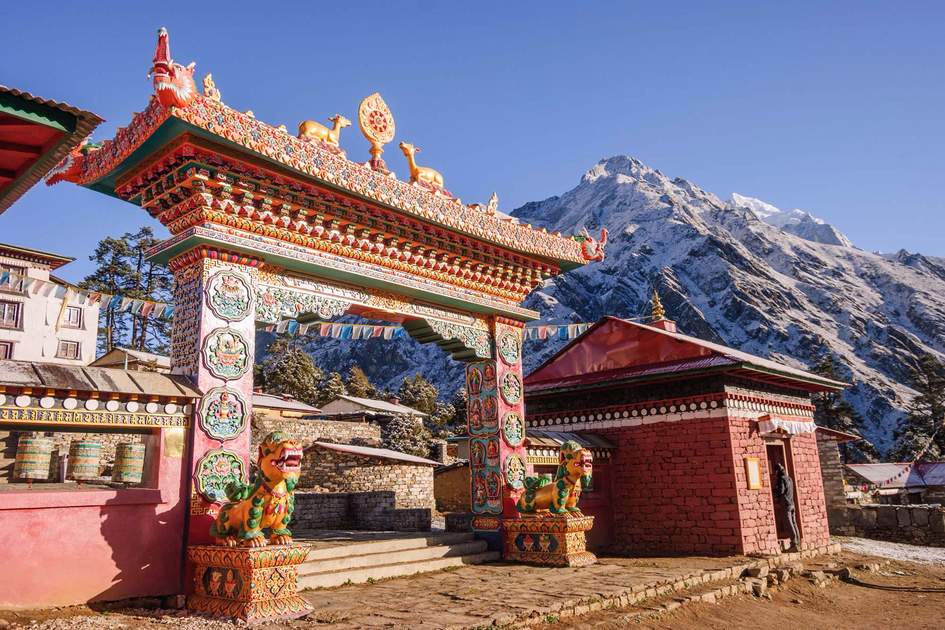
xmin=257 ymin=338 xmax=323 ymax=406
xmin=449 ymin=387 xmax=468 ymax=429
xmin=382 ymin=413 xmax=432 ymax=458
xmin=397 ymin=374 xmax=438 ymax=415
xmin=79 ymin=227 xmax=173 ymax=354
xmin=811 ymin=355 xmax=877 ymax=462
xmin=426 ymin=401 xmax=458 ymax=437
xmin=890 ymin=353 xmax=945 ymax=461
xmin=316 ymin=372 xmax=348 ymax=408
xmin=344 ymin=365 xmax=376 ymax=398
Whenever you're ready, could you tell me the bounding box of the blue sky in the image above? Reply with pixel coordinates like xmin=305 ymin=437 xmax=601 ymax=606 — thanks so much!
xmin=1 ymin=1 xmax=943 ymax=281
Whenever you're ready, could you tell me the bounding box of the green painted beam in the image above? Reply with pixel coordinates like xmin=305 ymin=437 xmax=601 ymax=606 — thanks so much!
xmin=0 ymin=93 xmax=76 ymax=133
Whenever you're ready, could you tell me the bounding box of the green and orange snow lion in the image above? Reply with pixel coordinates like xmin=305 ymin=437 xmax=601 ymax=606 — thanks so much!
xmin=516 ymin=440 xmax=593 ymax=515
xmin=210 ymin=431 xmax=303 ymax=547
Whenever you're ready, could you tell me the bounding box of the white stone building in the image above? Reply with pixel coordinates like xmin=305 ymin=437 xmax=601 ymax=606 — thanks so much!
xmin=0 ymin=242 xmax=99 ymax=364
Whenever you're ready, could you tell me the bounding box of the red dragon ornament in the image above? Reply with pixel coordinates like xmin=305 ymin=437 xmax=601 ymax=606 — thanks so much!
xmin=578 ymin=227 xmax=608 ymax=262
xmin=149 ymin=27 xmax=197 ymax=108
xmin=45 ymin=138 xmax=100 ymax=186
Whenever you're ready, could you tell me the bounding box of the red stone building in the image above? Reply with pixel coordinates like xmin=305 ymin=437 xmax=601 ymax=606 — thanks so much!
xmin=523 ymin=315 xmax=845 ymax=556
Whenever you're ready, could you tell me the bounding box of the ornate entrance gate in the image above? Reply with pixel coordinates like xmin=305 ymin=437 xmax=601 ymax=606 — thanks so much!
xmin=50 ymin=28 xmax=603 ymax=549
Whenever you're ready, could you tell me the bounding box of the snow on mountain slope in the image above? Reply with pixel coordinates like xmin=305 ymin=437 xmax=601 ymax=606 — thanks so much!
xmin=512 ymin=156 xmax=945 ymax=453
xmin=729 ymin=193 xmax=854 ymax=247
xmin=291 ymin=154 xmax=940 ymax=453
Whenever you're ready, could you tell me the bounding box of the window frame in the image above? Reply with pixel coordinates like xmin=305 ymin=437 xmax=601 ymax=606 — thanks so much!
xmin=63 ymin=305 xmax=83 ymax=329
xmin=56 ymin=339 xmax=82 ymax=361
xmin=0 ymin=340 xmax=13 ymax=360
xmin=0 ymin=300 xmax=21 ymax=329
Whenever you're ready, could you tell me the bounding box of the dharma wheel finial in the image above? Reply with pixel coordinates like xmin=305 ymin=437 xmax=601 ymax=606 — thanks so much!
xmin=651 ymin=288 xmax=666 ymax=321
xmin=358 ymin=92 xmax=395 ymax=174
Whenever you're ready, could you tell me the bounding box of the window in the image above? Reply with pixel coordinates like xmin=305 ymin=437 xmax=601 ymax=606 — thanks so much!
xmin=56 ymin=340 xmax=81 ymax=360
xmin=0 ymin=264 xmax=25 ymax=291
xmin=63 ymin=306 xmax=83 ymax=329
xmin=0 ymin=341 xmax=12 ymax=359
xmin=0 ymin=300 xmax=20 ymax=328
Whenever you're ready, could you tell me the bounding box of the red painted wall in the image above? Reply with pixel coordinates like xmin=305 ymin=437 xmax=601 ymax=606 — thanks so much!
xmin=788 ymin=431 xmax=831 ymax=549
xmin=728 ymin=417 xmax=781 ymax=555
xmin=597 ymin=414 xmax=830 ymax=556
xmin=0 ymin=431 xmax=187 ymax=609
xmin=597 ymin=415 xmax=744 ymax=555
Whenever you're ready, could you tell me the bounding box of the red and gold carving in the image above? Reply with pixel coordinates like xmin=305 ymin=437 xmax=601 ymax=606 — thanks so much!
xmin=186 ymin=543 xmax=313 ymax=623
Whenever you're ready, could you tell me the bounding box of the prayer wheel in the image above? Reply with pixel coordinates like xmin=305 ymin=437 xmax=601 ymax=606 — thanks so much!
xmin=67 ymin=440 xmax=103 ymax=481
xmin=112 ymin=442 xmax=146 ymax=484
xmin=13 ymin=436 xmax=54 ymax=481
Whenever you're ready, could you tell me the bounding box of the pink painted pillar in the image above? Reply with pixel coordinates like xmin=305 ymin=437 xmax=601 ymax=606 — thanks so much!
xmin=169 ymin=251 xmax=258 ymax=547
xmin=467 ymin=318 xmax=527 ymax=549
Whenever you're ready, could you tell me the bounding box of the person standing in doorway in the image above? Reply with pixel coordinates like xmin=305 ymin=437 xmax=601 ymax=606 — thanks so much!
xmin=775 ymin=463 xmax=800 ymax=551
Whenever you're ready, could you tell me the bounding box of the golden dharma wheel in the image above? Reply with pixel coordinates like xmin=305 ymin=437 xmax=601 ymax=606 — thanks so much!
xmin=112 ymin=442 xmax=146 ymax=484
xmin=67 ymin=440 xmax=103 ymax=481
xmin=13 ymin=435 xmax=54 ymax=482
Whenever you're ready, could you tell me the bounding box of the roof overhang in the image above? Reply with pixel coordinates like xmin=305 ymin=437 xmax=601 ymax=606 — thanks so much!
xmin=0 ymin=85 xmax=102 ymax=213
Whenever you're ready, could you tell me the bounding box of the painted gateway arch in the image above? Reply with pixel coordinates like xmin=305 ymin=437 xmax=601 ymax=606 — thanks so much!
xmin=49 ymin=28 xmax=604 ymax=548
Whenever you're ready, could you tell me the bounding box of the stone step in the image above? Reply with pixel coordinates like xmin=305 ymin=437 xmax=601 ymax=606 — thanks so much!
xmin=301 ymin=532 xmax=475 ymax=561
xmin=298 ymin=550 xmax=501 ymax=590
xmin=300 ymin=539 xmax=489 ymax=575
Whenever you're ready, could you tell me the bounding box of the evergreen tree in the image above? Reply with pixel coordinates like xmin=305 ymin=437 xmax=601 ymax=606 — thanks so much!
xmin=316 ymin=371 xmax=348 ymax=408
xmin=811 ymin=355 xmax=877 ymax=462
xmin=80 ymin=227 xmax=173 ymax=354
xmin=382 ymin=413 xmax=432 ymax=458
xmin=344 ymin=365 xmax=376 ymax=398
xmin=397 ymin=374 xmax=438 ymax=415
xmin=890 ymin=353 xmax=945 ymax=461
xmin=426 ymin=401 xmax=458 ymax=437
xmin=449 ymin=387 xmax=468 ymax=430
xmin=257 ymin=338 xmax=323 ymax=406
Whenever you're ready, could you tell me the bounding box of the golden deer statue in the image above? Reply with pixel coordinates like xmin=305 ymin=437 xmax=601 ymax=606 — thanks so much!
xmin=298 ymin=114 xmax=351 ymax=147
xmin=399 ymin=142 xmax=445 ymax=190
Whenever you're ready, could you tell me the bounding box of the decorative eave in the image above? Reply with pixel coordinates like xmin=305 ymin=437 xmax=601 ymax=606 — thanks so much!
xmin=49 ymin=93 xmax=598 ymax=270
xmin=0 ymin=85 xmax=102 ymax=214
xmin=0 ymin=241 xmax=75 ymax=269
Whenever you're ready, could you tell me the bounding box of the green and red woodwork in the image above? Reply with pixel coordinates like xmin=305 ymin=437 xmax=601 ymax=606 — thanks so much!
xmin=46 ymin=25 xmax=603 ymax=599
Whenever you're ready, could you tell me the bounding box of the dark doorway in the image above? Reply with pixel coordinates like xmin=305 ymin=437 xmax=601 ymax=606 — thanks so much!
xmin=765 ymin=442 xmax=795 ymax=546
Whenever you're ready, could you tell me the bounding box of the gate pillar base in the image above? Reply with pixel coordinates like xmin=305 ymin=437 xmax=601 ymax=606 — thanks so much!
xmin=186 ymin=543 xmax=312 ymax=624
xmin=503 ymin=514 xmax=597 ymax=567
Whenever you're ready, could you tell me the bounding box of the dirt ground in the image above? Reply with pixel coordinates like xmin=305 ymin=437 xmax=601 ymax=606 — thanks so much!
xmin=2 ymin=540 xmax=944 ymax=629
xmin=551 ymin=552 xmax=945 ymax=630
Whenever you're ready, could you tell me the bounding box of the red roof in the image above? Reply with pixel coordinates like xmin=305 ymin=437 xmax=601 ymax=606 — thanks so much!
xmin=526 ymin=317 xmax=846 ymax=394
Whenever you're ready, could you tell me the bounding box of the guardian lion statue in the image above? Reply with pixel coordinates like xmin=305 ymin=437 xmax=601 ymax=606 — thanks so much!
xmin=516 ymin=440 xmax=593 ymax=515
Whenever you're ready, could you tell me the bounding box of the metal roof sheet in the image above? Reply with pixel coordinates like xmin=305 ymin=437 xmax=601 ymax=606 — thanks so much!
xmin=253 ymin=392 xmax=320 ymax=413
xmin=0 ymin=359 xmax=199 ymax=398
xmin=311 ymin=441 xmax=440 ymax=466
xmin=526 ymin=430 xmax=616 ymax=450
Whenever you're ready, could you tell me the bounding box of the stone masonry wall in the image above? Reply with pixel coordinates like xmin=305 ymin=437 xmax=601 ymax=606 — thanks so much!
xmin=251 ymin=412 xmax=381 ymax=451
xmin=434 ymin=463 xmax=470 ymax=513
xmin=835 ymin=504 xmax=945 ymax=546
xmin=816 ymin=435 xmax=848 ymax=532
xmin=292 ymin=491 xmax=431 ymax=532
xmin=597 ymin=415 xmax=744 ymax=556
xmin=299 ymin=445 xmax=435 ymax=511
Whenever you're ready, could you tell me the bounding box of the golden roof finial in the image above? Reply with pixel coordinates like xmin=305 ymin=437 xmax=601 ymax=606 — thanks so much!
xmin=651 ymin=288 xmax=666 ymax=321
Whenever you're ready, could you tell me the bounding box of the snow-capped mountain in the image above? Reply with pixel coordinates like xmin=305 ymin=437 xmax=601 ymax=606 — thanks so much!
xmin=729 ymin=193 xmax=853 ymax=247
xmin=293 ymin=154 xmax=942 ymax=454
xmin=512 ymin=155 xmax=945 ymax=453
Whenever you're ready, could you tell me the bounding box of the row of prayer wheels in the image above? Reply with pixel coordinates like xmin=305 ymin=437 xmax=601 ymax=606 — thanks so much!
xmin=12 ymin=436 xmax=145 ymax=484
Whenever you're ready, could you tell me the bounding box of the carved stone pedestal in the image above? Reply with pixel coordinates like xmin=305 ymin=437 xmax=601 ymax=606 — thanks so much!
xmin=186 ymin=543 xmax=312 ymax=624
xmin=503 ymin=514 xmax=597 ymax=567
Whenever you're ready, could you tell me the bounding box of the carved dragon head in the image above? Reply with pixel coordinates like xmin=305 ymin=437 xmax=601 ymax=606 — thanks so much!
xmin=45 ymin=138 xmax=100 ymax=186
xmin=150 ymin=27 xmax=197 ymax=108
xmin=578 ymin=227 xmax=608 ymax=262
